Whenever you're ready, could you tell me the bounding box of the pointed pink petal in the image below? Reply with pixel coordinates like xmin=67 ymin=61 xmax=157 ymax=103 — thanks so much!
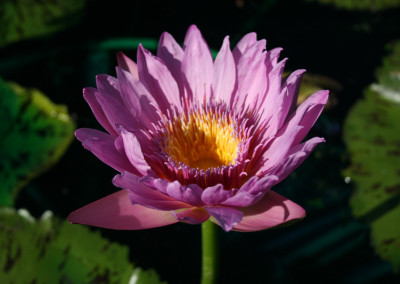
xmin=272 ymin=137 xmax=325 ymax=182
xmin=68 ymin=190 xmax=178 ymax=230
xmin=83 ymin=88 xmax=118 ymax=136
xmin=157 ymin=31 xmax=184 ymax=92
xmin=137 ymin=45 xmax=182 ymax=113
xmin=213 ymin=36 xmax=236 ymax=104
xmin=232 ymin=32 xmax=257 ymax=63
xmin=182 ymin=25 xmax=213 ymax=103
xmin=233 ymin=190 xmax=306 ymax=232
xmin=262 ymin=69 xmax=305 ymax=138
xmin=95 ymin=90 xmax=142 ymax=132
xmin=76 ymin=128 xmax=139 ymax=174
xmin=96 ymin=74 xmax=122 ymax=103
xmin=118 ymin=126 xmax=151 ymax=176
xmin=172 ymin=207 xmax=210 ymax=224
xmin=117 ymin=51 xmax=139 ymax=79
xmin=206 ymin=206 xmax=244 ymax=232
xmin=113 ymin=172 xmax=191 ymax=210
xmin=232 ymin=39 xmax=267 ymax=110
xmin=116 ymin=67 xmax=159 ymax=129
xmin=283 ymin=89 xmax=329 ymax=145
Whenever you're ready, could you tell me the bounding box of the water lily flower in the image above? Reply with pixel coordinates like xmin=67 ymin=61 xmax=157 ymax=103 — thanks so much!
xmin=69 ymin=25 xmax=328 ymax=232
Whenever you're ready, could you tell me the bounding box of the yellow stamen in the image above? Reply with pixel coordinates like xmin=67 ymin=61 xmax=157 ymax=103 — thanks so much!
xmin=164 ymin=109 xmax=239 ymax=170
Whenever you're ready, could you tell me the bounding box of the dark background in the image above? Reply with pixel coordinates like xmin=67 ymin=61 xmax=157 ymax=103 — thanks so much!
xmin=2 ymin=0 xmax=400 ymax=283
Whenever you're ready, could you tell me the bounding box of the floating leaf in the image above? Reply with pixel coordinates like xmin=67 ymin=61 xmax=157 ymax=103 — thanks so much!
xmin=305 ymin=0 xmax=400 ymax=11
xmin=0 ymin=0 xmax=85 ymax=47
xmin=343 ymin=41 xmax=400 ymax=272
xmin=0 ymin=208 xmax=166 ymax=283
xmin=0 ymin=78 xmax=75 ymax=206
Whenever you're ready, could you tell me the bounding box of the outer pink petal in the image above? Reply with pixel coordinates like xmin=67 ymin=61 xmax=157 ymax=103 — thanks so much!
xmin=172 ymin=207 xmax=210 ymax=224
xmin=206 ymin=206 xmax=244 ymax=232
xmin=137 ymin=45 xmax=182 ymax=113
xmin=68 ymin=190 xmax=178 ymax=230
xmin=76 ymin=128 xmax=139 ymax=174
xmin=212 ymin=36 xmax=236 ymax=105
xmin=83 ymin=88 xmax=118 ymax=136
xmin=117 ymin=51 xmax=139 ymax=79
xmin=182 ymin=25 xmax=214 ymax=103
xmin=233 ymin=190 xmax=306 ymax=232
xmin=113 ymin=172 xmax=191 ymax=210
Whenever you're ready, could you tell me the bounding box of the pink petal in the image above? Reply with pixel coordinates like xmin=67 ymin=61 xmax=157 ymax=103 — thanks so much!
xmin=201 ymin=184 xmax=235 ymax=206
xmin=172 ymin=207 xmax=210 ymax=224
xmin=157 ymin=31 xmax=184 ymax=92
xmin=95 ymin=90 xmax=142 ymax=132
xmin=68 ymin=190 xmax=178 ymax=230
xmin=118 ymin=126 xmax=151 ymax=176
xmin=232 ymin=39 xmax=267 ymax=110
xmin=272 ymin=137 xmax=325 ymax=182
xmin=212 ymin=36 xmax=236 ymax=105
xmin=233 ymin=190 xmax=306 ymax=232
xmin=221 ymin=175 xmax=279 ymax=207
xmin=153 ymin=179 xmax=204 ymax=207
xmin=116 ymin=67 xmax=159 ymax=129
xmin=83 ymin=88 xmax=118 ymax=136
xmin=137 ymin=45 xmax=182 ymax=113
xmin=206 ymin=206 xmax=244 ymax=232
xmin=76 ymin=128 xmax=139 ymax=174
xmin=283 ymin=89 xmax=329 ymax=145
xmin=113 ymin=172 xmax=191 ymax=210
xmin=96 ymin=74 xmax=123 ymax=103
xmin=232 ymin=32 xmax=257 ymax=63
xmin=182 ymin=25 xmax=214 ymax=103
xmin=117 ymin=51 xmax=139 ymax=79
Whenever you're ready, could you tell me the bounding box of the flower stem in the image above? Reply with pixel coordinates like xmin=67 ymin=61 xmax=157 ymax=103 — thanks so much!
xmin=201 ymin=220 xmax=218 ymax=284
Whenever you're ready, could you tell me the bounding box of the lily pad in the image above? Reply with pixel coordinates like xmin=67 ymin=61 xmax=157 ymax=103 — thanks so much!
xmin=305 ymin=0 xmax=400 ymax=11
xmin=0 ymin=208 xmax=167 ymax=284
xmin=0 ymin=78 xmax=75 ymax=206
xmin=0 ymin=0 xmax=85 ymax=47
xmin=343 ymin=41 xmax=400 ymax=272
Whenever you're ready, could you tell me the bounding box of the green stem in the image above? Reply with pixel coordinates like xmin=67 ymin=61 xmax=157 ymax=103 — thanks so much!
xmin=201 ymin=220 xmax=218 ymax=284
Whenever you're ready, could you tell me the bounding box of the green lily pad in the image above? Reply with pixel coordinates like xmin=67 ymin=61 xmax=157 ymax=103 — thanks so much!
xmin=343 ymin=41 xmax=400 ymax=272
xmin=305 ymin=0 xmax=400 ymax=11
xmin=0 ymin=0 xmax=85 ymax=47
xmin=0 ymin=78 xmax=75 ymax=206
xmin=0 ymin=208 xmax=167 ymax=284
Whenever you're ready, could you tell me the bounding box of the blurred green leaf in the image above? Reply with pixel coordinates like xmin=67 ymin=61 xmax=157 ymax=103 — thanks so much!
xmin=0 ymin=208 xmax=167 ymax=284
xmin=305 ymin=0 xmax=400 ymax=11
xmin=344 ymin=41 xmax=400 ymax=273
xmin=0 ymin=0 xmax=85 ymax=47
xmin=0 ymin=78 xmax=75 ymax=206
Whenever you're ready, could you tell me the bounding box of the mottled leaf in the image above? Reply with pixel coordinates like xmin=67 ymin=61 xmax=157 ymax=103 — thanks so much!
xmin=0 ymin=0 xmax=85 ymax=47
xmin=0 ymin=208 xmax=167 ymax=284
xmin=0 ymin=78 xmax=75 ymax=206
xmin=344 ymin=41 xmax=400 ymax=273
